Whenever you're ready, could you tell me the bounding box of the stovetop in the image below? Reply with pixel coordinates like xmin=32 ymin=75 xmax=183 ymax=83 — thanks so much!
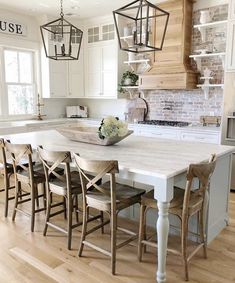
xmin=138 ymin=120 xmax=190 ymax=127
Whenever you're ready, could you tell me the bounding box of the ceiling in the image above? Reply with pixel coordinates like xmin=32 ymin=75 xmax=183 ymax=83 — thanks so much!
xmin=0 ymin=0 xmax=164 ymax=19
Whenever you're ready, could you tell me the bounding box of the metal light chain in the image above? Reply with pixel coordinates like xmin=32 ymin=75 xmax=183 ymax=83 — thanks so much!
xmin=60 ymin=0 xmax=64 ymax=17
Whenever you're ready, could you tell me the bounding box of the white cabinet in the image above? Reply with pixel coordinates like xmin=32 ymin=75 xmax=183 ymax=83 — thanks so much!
xmin=49 ymin=60 xmax=68 ymax=98
xmin=134 ymin=126 xmax=179 ymax=140
xmin=180 ymin=131 xmax=220 ymax=144
xmin=229 ymin=0 xmax=235 ymax=20
xmin=133 ymin=125 xmax=220 ymax=144
xmin=85 ymin=43 xmax=117 ymax=98
xmin=68 ymin=51 xmax=84 ymax=98
xmin=48 ymin=56 xmax=84 ymax=98
xmin=84 ymin=17 xmax=120 ymax=99
xmin=85 ymin=47 xmax=102 ymax=97
xmin=226 ymin=20 xmax=235 ymax=71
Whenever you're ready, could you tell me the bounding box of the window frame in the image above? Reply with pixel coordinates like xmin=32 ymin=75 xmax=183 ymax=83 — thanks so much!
xmin=0 ymin=46 xmax=37 ymax=119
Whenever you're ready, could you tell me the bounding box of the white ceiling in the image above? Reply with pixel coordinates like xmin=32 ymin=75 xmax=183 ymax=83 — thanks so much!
xmin=0 ymin=0 xmax=145 ymax=19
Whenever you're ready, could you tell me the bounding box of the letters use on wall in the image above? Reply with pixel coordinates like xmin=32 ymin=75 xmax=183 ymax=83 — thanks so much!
xmin=0 ymin=19 xmax=27 ymax=36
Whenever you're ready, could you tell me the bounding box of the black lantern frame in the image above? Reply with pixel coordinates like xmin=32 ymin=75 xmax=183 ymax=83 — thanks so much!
xmin=113 ymin=0 xmax=169 ymax=53
xmin=40 ymin=0 xmax=83 ymax=60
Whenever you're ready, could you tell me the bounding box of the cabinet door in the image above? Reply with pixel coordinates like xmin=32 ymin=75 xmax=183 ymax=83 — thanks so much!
xmin=85 ymin=47 xmax=102 ymax=97
xmin=229 ymin=0 xmax=235 ymax=19
xmin=226 ymin=20 xmax=235 ymax=71
xmin=68 ymin=50 xmax=84 ymax=98
xmin=180 ymin=131 xmax=220 ymax=144
xmin=49 ymin=60 xmax=68 ymax=97
xmin=101 ymin=45 xmax=117 ymax=97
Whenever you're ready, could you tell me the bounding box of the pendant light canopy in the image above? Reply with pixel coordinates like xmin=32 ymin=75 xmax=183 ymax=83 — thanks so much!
xmin=113 ymin=0 xmax=169 ymax=53
xmin=40 ymin=0 xmax=83 ymax=60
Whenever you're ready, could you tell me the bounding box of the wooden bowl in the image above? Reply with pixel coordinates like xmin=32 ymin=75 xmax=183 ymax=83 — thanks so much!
xmin=57 ymin=126 xmax=133 ymax=146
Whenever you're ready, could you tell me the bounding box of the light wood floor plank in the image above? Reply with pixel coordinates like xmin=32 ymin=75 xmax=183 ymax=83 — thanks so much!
xmin=0 ymin=177 xmax=234 ymax=283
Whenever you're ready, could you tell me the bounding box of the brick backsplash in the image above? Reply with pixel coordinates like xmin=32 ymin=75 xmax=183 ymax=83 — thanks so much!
xmin=145 ymin=89 xmax=223 ymax=123
xmin=144 ymin=4 xmax=228 ymax=124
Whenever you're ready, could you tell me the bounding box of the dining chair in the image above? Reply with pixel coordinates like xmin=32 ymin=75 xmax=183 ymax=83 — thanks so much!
xmin=73 ymin=153 xmax=146 ymax=275
xmin=0 ymin=139 xmax=16 ymax=217
xmin=5 ymin=142 xmax=46 ymax=232
xmin=138 ymin=154 xmax=217 ymax=281
xmin=38 ymin=147 xmax=90 ymax=250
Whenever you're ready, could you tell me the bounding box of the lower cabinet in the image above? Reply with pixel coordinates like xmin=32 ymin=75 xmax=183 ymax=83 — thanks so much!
xmin=133 ymin=125 xmax=220 ymax=144
xmin=180 ymin=131 xmax=220 ymax=144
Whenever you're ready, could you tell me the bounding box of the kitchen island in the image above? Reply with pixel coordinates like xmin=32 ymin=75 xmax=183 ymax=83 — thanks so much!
xmin=2 ymin=129 xmax=234 ymax=283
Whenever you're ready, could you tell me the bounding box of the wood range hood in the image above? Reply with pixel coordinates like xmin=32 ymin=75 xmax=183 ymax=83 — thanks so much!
xmin=139 ymin=0 xmax=198 ymax=90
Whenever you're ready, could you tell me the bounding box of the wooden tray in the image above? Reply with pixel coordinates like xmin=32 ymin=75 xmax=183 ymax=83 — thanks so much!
xmin=200 ymin=116 xmax=221 ymax=126
xmin=57 ymin=126 xmax=133 ymax=146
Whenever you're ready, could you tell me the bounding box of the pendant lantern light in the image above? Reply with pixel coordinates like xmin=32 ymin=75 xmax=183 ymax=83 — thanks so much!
xmin=40 ymin=0 xmax=83 ymax=60
xmin=113 ymin=0 xmax=169 ymax=53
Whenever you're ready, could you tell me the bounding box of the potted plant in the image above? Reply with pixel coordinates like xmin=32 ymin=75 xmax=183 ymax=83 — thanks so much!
xmin=118 ymin=71 xmax=139 ymax=93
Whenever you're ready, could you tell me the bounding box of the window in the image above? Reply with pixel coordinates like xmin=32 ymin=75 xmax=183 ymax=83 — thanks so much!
xmin=88 ymin=27 xmax=99 ymax=43
xmin=102 ymin=24 xmax=115 ymax=41
xmin=3 ymin=49 xmax=35 ymax=116
xmin=87 ymin=24 xmax=115 ymax=44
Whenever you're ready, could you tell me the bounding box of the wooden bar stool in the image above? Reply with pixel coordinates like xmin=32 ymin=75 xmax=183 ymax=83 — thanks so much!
xmin=38 ymin=147 xmax=84 ymax=250
xmin=5 ymin=142 xmax=46 ymax=232
xmin=0 ymin=139 xmax=15 ymax=217
xmin=138 ymin=154 xmax=217 ymax=281
xmin=74 ymin=153 xmax=145 ymax=275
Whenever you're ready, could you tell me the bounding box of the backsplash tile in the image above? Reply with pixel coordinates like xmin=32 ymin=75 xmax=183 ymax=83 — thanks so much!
xmin=144 ymin=4 xmax=228 ymax=123
xmin=145 ymin=88 xmax=223 ymax=123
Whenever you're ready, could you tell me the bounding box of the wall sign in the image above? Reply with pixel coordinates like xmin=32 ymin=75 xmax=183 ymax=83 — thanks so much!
xmin=0 ymin=19 xmax=27 ymax=36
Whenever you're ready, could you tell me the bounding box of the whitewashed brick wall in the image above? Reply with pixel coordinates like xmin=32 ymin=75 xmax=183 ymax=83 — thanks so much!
xmin=145 ymin=4 xmax=228 ymax=123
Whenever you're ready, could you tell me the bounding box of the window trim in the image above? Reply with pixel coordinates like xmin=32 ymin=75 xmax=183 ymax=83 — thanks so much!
xmin=0 ymin=47 xmax=37 ymax=119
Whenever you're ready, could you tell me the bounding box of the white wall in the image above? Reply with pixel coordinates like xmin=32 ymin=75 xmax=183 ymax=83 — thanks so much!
xmin=78 ymin=98 xmax=128 ymax=120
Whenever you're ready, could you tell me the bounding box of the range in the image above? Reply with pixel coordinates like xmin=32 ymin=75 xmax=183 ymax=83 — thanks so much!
xmin=138 ymin=120 xmax=190 ymax=127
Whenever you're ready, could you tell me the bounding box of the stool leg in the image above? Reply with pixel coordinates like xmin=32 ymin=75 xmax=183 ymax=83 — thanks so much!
xmin=43 ymin=191 xmax=52 ymax=236
xmin=12 ymin=181 xmax=20 ymax=221
xmin=111 ymin=211 xmax=117 ymax=275
xmin=43 ymin=183 xmax=47 ymax=211
xmin=67 ymin=195 xmax=72 ymax=250
xmin=199 ymin=209 xmax=207 ymax=259
xmin=63 ymin=197 xmax=67 ymax=219
xmin=31 ymin=184 xmax=36 ymax=232
xmin=78 ymin=205 xmax=88 ymax=257
xmin=4 ymin=175 xmax=9 ymax=217
xmin=100 ymin=211 xmax=104 ymax=234
xmin=138 ymin=203 xmax=146 ymax=262
xmin=74 ymin=195 xmax=79 ymax=223
xmin=35 ymin=185 xmax=39 ymax=209
xmin=181 ymin=216 xmax=189 ymax=281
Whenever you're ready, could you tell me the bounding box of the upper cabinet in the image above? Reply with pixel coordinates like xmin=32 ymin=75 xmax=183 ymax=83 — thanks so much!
xmin=84 ymin=19 xmax=120 ymax=98
xmin=42 ymin=52 xmax=84 ymax=99
xmin=226 ymin=0 xmax=235 ymax=71
xmin=40 ymin=18 xmax=84 ymax=98
xmin=229 ymin=0 xmax=235 ymax=19
xmin=41 ymin=16 xmax=125 ymax=99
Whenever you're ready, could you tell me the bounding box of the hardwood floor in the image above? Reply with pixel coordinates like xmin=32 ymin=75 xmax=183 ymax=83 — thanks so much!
xmin=0 ymin=181 xmax=234 ymax=283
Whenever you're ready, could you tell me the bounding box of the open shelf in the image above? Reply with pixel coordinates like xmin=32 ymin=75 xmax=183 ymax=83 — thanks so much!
xmin=123 ymin=59 xmax=150 ymax=64
xmin=194 ymin=20 xmax=228 ymax=42
xmin=197 ymin=84 xmax=224 ymax=99
xmin=197 ymin=84 xmax=224 ymax=87
xmin=121 ymin=86 xmax=139 ymax=89
xmin=194 ymin=20 xmax=228 ymax=29
xmin=189 ymin=52 xmax=225 ymax=59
